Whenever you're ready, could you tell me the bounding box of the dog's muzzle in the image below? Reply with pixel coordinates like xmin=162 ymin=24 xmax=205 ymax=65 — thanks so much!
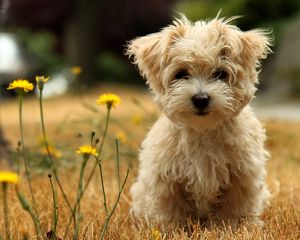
xmin=191 ymin=94 xmax=210 ymax=115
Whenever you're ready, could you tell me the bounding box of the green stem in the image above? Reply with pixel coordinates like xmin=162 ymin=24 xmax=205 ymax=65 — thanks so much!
xmin=49 ymin=176 xmax=58 ymax=240
xmin=96 ymin=107 xmax=111 ymax=216
xmin=115 ymin=140 xmax=120 ymax=190
xmin=98 ymin=161 xmax=108 ymax=216
xmin=16 ymin=143 xmax=21 ymax=175
xmin=63 ymin=154 xmax=96 ymax=239
xmin=18 ymin=94 xmax=40 ymax=231
xmin=16 ymin=189 xmax=41 ymax=238
xmin=64 ymin=106 xmax=112 ymax=238
xmin=18 ymin=94 xmax=24 ymax=154
xmin=98 ymin=107 xmax=111 ymax=156
xmin=38 ymin=89 xmax=73 ymax=214
xmin=77 ymin=157 xmax=89 ymax=211
xmin=2 ymin=183 xmax=10 ymax=240
xmin=100 ymin=169 xmax=129 ymax=240
xmin=73 ymin=155 xmax=89 ymax=240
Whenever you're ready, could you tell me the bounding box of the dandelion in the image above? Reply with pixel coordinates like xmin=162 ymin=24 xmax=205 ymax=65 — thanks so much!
xmin=36 ymin=76 xmax=49 ymax=90
xmin=7 ymin=79 xmax=34 ymax=93
xmin=0 ymin=171 xmax=19 ymax=184
xmin=116 ymin=131 xmax=128 ymax=144
xmin=7 ymin=78 xmax=40 ymax=236
xmin=74 ymin=144 xmax=98 ymax=238
xmin=37 ymin=135 xmax=54 ymax=147
xmin=36 ymin=73 xmax=73 ymax=225
xmin=1 ymin=171 xmax=19 ymax=240
xmin=131 ymin=114 xmax=143 ymax=125
xmin=96 ymin=93 xmax=121 ymax=109
xmin=76 ymin=145 xmax=98 ymax=157
xmin=41 ymin=146 xmax=62 ymax=158
xmin=36 ymin=76 xmax=49 ymax=83
xmin=70 ymin=66 xmax=82 ymax=75
xmin=8 ymin=78 xmax=37 ymax=214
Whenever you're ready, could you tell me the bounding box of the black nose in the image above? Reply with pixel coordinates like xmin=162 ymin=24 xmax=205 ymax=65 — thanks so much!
xmin=192 ymin=94 xmax=210 ymax=111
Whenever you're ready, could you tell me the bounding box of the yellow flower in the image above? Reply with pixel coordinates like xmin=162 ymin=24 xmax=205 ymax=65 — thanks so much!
xmin=131 ymin=114 xmax=143 ymax=125
xmin=37 ymin=136 xmax=53 ymax=147
xmin=36 ymin=76 xmax=49 ymax=90
xmin=0 ymin=171 xmax=19 ymax=184
xmin=151 ymin=228 xmax=161 ymax=240
xmin=70 ymin=66 xmax=82 ymax=75
xmin=7 ymin=79 xmax=34 ymax=92
xmin=96 ymin=93 xmax=121 ymax=109
xmin=116 ymin=131 xmax=128 ymax=144
xmin=41 ymin=146 xmax=62 ymax=158
xmin=35 ymin=76 xmax=49 ymax=83
xmin=76 ymin=145 xmax=98 ymax=156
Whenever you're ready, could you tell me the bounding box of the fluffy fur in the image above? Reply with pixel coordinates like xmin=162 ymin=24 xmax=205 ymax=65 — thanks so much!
xmin=126 ymin=15 xmax=272 ymax=227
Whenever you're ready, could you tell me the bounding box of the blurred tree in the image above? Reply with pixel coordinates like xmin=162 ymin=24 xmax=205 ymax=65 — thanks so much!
xmin=7 ymin=0 xmax=72 ymax=52
xmin=7 ymin=0 xmax=300 ymax=87
xmin=7 ymin=0 xmax=176 ymax=84
xmin=63 ymin=0 xmax=176 ymax=84
xmin=237 ymin=0 xmax=300 ymax=30
xmin=177 ymin=0 xmax=300 ymax=34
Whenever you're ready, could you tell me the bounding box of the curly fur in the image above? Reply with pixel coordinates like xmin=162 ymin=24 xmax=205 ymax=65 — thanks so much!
xmin=126 ymin=14 xmax=272 ymax=226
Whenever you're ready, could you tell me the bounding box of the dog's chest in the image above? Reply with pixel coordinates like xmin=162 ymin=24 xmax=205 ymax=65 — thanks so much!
xmin=161 ymin=128 xmax=239 ymax=208
xmin=181 ymin=135 xmax=232 ymax=188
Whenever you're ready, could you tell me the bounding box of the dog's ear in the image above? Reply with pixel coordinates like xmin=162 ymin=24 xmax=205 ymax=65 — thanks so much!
xmin=126 ymin=16 xmax=188 ymax=92
xmin=126 ymin=32 xmax=165 ymax=91
xmin=240 ymin=30 xmax=272 ymax=67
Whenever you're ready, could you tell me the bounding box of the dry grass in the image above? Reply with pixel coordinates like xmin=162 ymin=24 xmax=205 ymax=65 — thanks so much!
xmin=0 ymin=85 xmax=299 ymax=239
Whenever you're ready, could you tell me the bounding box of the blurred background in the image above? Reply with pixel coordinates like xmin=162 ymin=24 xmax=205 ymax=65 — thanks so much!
xmin=0 ymin=0 xmax=300 ymax=153
xmin=0 ymin=0 xmax=300 ymax=98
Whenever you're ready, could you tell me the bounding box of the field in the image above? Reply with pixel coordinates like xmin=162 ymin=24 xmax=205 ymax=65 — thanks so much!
xmin=0 ymin=84 xmax=299 ymax=239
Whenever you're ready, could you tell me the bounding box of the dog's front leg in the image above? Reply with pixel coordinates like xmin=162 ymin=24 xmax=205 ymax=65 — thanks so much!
xmin=130 ymin=174 xmax=190 ymax=224
xmin=211 ymin=173 xmax=269 ymax=227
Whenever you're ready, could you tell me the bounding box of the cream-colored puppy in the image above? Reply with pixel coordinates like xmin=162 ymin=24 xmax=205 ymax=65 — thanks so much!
xmin=126 ymin=15 xmax=272 ymax=227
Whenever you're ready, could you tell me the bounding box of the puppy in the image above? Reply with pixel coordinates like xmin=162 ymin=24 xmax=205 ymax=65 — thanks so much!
xmin=126 ymin=15 xmax=272 ymax=227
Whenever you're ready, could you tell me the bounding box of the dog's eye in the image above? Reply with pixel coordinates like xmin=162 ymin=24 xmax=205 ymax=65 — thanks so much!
xmin=212 ymin=69 xmax=228 ymax=81
xmin=174 ymin=70 xmax=189 ymax=80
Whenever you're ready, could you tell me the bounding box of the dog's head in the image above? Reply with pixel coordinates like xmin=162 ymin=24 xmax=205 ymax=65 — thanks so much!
xmin=126 ymin=15 xmax=272 ymax=131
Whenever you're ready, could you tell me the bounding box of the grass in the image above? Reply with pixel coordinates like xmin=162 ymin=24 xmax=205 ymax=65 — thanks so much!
xmin=0 ymin=84 xmax=299 ymax=239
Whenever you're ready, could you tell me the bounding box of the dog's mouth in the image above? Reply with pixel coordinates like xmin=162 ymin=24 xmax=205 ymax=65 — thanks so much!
xmin=195 ymin=111 xmax=209 ymax=116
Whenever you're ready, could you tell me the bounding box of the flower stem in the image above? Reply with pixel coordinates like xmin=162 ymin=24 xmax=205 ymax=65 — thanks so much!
xmin=73 ymin=155 xmax=89 ymax=239
xmin=48 ymin=175 xmax=58 ymax=240
xmin=38 ymin=89 xmax=73 ymax=214
xmin=18 ymin=94 xmax=39 ymax=228
xmin=2 ymin=183 xmax=10 ymax=240
xmin=100 ymin=169 xmax=129 ymax=240
xmin=63 ymin=154 xmax=96 ymax=239
xmin=115 ymin=139 xmax=120 ymax=190
xmin=18 ymin=94 xmax=24 ymax=153
xmin=98 ymin=107 xmax=111 ymax=155
xmin=64 ymin=105 xmax=113 ymax=238
xmin=98 ymin=161 xmax=108 ymax=216
xmin=16 ymin=188 xmax=41 ymax=237
xmin=77 ymin=156 xmax=88 ymax=212
xmin=16 ymin=142 xmax=21 ymax=175
xmin=96 ymin=107 xmax=111 ymax=216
